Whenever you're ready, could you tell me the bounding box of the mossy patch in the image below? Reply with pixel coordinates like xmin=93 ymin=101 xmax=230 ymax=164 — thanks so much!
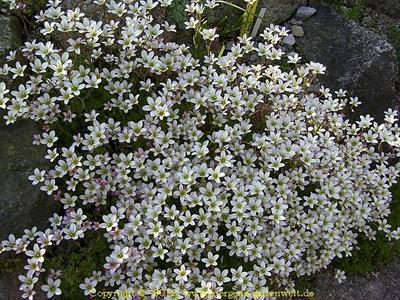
xmin=165 ymin=0 xmax=190 ymax=32
xmin=387 ymin=25 xmax=400 ymax=75
xmin=0 ymin=254 xmax=24 ymax=273
xmin=42 ymin=230 xmax=109 ymax=299
xmin=317 ymin=0 xmax=367 ymax=20
xmin=0 ymin=230 xmax=108 ymax=299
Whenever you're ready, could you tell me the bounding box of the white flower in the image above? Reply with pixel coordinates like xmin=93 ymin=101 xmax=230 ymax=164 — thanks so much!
xmin=41 ymin=277 xmax=62 ymax=298
xmin=41 ymin=131 xmax=59 ymax=147
xmin=308 ymin=61 xmax=326 ymax=74
xmin=195 ymin=281 xmax=213 ymax=298
xmin=334 ymin=269 xmax=347 ymax=283
xmin=201 ymin=28 xmax=219 ymax=41
xmin=79 ymin=278 xmax=97 ymax=296
xmin=184 ymin=17 xmax=199 ymax=29
xmin=208 ymin=166 xmax=225 ymax=182
xmin=63 ymin=224 xmax=84 ymax=240
xmin=10 ymin=62 xmax=27 ymax=79
xmin=28 ymin=169 xmax=46 ymax=185
xmin=201 ymin=252 xmax=219 ymax=267
xmin=18 ymin=274 xmax=39 ymax=290
xmin=174 ymin=265 xmax=191 ymax=282
xmin=40 ymin=179 xmax=58 ymax=195
xmin=147 ymin=221 xmax=164 ymax=238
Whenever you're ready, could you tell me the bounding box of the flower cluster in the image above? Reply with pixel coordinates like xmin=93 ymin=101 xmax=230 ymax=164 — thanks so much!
xmin=1 ymin=0 xmax=400 ymax=299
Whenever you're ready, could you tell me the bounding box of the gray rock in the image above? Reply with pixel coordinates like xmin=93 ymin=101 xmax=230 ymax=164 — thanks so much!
xmin=296 ymin=6 xmax=317 ymax=21
xmin=313 ymin=258 xmax=400 ymax=300
xmin=0 ymin=15 xmax=53 ymax=299
xmin=366 ymin=0 xmax=400 ymax=19
xmin=283 ymin=34 xmax=296 ymax=46
xmin=0 ymin=14 xmax=53 ymax=239
xmin=296 ymin=6 xmax=398 ymax=120
xmin=0 ymin=272 xmax=20 ymax=300
xmin=0 ymin=15 xmax=22 ymax=52
xmin=361 ymin=16 xmax=375 ymax=28
xmin=257 ymin=0 xmax=306 ymax=30
xmin=0 ymin=116 xmax=54 ymax=240
xmin=0 ymin=271 xmax=48 ymax=300
xmin=291 ymin=19 xmax=304 ymax=25
xmin=0 ymin=12 xmax=53 ymax=238
xmin=292 ymin=25 xmax=304 ymax=37
xmin=0 ymin=116 xmax=53 ymax=298
xmin=250 ymin=53 xmax=259 ymax=62
xmin=226 ymin=41 xmax=235 ymax=50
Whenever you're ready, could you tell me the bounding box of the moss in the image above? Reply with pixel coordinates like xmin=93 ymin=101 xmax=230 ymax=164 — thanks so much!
xmin=0 ymin=231 xmax=108 ymax=299
xmin=165 ymin=0 xmax=243 ymax=39
xmin=387 ymin=25 xmax=400 ymax=74
xmin=43 ymin=230 xmax=109 ymax=299
xmin=0 ymin=254 xmax=24 ymax=273
xmin=317 ymin=0 xmax=366 ymax=20
xmin=205 ymin=4 xmax=244 ymax=39
xmin=165 ymin=0 xmax=190 ymax=32
xmin=19 ymin=0 xmax=47 ymax=15
xmin=339 ymin=5 xmax=364 ymax=20
xmin=295 ymin=274 xmax=318 ymax=293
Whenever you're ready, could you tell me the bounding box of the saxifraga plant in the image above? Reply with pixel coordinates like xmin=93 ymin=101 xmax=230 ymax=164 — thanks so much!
xmin=1 ymin=0 xmax=400 ymax=298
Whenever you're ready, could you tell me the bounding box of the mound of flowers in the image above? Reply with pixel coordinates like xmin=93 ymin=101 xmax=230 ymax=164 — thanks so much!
xmin=1 ymin=0 xmax=400 ymax=298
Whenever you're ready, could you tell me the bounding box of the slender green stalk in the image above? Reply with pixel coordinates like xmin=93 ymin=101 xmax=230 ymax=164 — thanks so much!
xmin=216 ymin=0 xmax=264 ymax=20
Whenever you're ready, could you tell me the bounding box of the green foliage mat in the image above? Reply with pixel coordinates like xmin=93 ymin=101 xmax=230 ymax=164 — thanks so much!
xmin=388 ymin=25 xmax=400 ymax=76
xmin=0 ymin=231 xmax=108 ymax=299
xmin=42 ymin=231 xmax=109 ymax=299
xmin=316 ymin=0 xmax=367 ymax=20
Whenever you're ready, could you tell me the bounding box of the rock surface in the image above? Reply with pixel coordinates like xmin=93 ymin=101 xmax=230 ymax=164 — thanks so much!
xmin=283 ymin=34 xmax=296 ymax=46
xmin=0 ymin=116 xmax=53 ymax=240
xmin=312 ymin=258 xmax=400 ymax=300
xmin=0 ymin=272 xmax=20 ymax=300
xmin=257 ymin=0 xmax=306 ymax=30
xmin=366 ymin=0 xmax=400 ymax=19
xmin=0 ymin=271 xmax=48 ymax=300
xmin=296 ymin=5 xmax=398 ymax=120
xmin=295 ymin=5 xmax=317 ymax=20
xmin=0 ymin=116 xmax=53 ymax=299
xmin=292 ymin=25 xmax=304 ymax=37
xmin=0 ymin=15 xmax=22 ymax=52
xmin=0 ymin=14 xmax=53 ymax=239
xmin=0 ymin=14 xmax=52 ymax=299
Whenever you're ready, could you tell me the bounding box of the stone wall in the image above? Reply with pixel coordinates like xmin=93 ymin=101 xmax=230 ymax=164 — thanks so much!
xmin=0 ymin=116 xmax=53 ymax=240
xmin=0 ymin=14 xmax=52 ymax=300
